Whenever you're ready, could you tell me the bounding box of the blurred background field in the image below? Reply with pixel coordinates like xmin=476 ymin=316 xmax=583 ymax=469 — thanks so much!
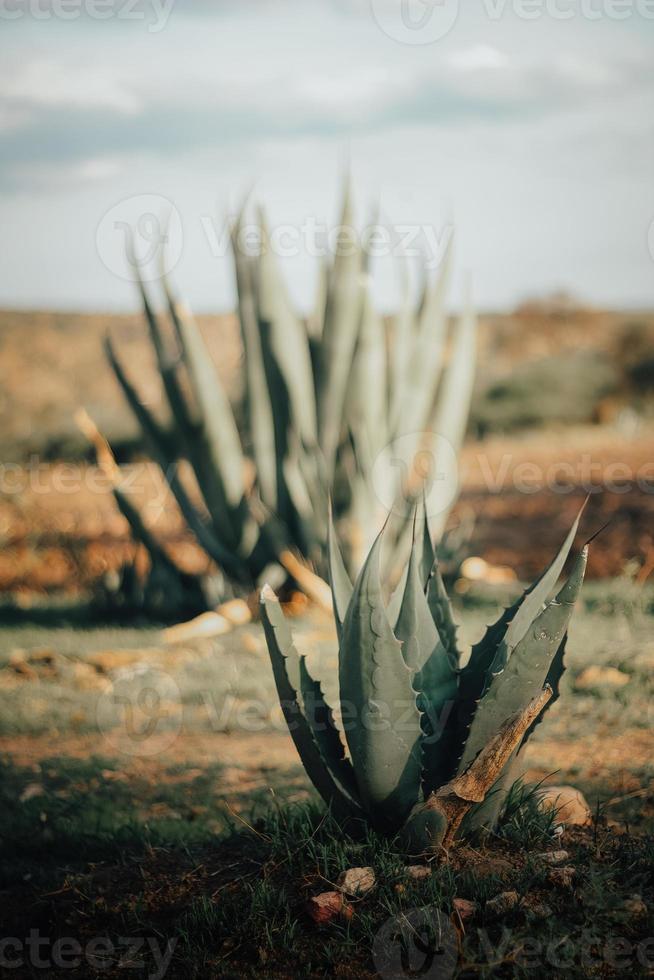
xmin=2 ymin=300 xmax=654 ymax=601
xmin=1 ymin=294 xmax=653 ymax=848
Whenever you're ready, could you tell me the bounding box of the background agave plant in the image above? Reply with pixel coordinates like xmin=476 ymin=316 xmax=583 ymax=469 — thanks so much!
xmin=260 ymin=499 xmax=588 ymax=854
xmin=97 ymin=182 xmax=477 ymax=608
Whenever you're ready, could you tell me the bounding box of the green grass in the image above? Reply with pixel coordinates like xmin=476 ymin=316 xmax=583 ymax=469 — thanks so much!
xmin=471 ymin=350 xmax=618 ymax=435
xmin=0 ymin=580 xmax=652 ymax=976
xmin=0 ymin=750 xmax=652 ymax=977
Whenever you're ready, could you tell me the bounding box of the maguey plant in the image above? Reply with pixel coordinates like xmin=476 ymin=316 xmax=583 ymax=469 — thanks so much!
xmin=260 ymin=500 xmax=588 ymax=855
xmin=97 ymin=182 xmax=477 ymax=608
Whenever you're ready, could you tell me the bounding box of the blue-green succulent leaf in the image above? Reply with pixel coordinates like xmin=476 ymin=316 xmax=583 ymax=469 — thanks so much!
xmin=459 ymin=546 xmax=587 ymax=776
xmin=298 ymin=657 xmax=359 ymax=801
xmin=339 ymin=526 xmax=422 ymax=829
xmin=327 ymin=505 xmax=353 ymax=641
xmin=456 ymin=499 xmax=586 ymax=751
xmin=395 ymin=529 xmax=458 ymax=794
xmin=260 ymin=586 xmax=363 ymax=821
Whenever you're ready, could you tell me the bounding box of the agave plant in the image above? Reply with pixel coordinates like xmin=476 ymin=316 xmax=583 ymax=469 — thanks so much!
xmin=100 ymin=182 xmax=476 ymax=606
xmin=260 ymin=500 xmax=588 ymax=854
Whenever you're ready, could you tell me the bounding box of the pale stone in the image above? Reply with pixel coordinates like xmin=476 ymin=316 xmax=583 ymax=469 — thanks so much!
xmin=574 ymin=665 xmax=629 ymax=690
xmin=536 ymin=786 xmax=592 ymax=826
xmin=537 ymin=849 xmax=569 ymax=865
xmin=336 ymin=867 xmax=376 ymax=897
xmin=486 ymin=890 xmax=519 ymax=916
xmin=404 ymin=865 xmax=432 ymax=881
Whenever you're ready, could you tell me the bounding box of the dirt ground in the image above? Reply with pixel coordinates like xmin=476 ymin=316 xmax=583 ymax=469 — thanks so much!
xmin=1 ymin=305 xmax=653 ymax=976
xmin=2 ymin=425 xmax=653 ymax=597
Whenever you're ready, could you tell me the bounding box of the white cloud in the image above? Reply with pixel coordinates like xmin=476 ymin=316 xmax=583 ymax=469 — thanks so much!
xmin=448 ymin=44 xmax=509 ymax=72
xmin=2 ymin=59 xmax=143 ymax=114
xmin=0 ymin=2 xmax=652 ymax=310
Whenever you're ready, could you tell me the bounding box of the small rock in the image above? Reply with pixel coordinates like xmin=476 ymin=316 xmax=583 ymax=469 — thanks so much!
xmin=536 ymin=786 xmax=592 ymax=826
xmin=622 ymin=894 xmax=647 ymax=919
xmin=452 ymin=898 xmax=476 ymax=923
xmin=217 ymin=598 xmax=252 ymax=626
xmin=574 ymin=665 xmax=629 ymax=690
xmin=305 ymin=891 xmax=352 ymax=925
xmin=8 ymin=651 xmax=37 ymax=679
xmin=336 ymin=867 xmax=376 ymax=898
xmin=520 ymin=895 xmax=553 ymax=919
xmin=19 ymin=782 xmax=45 ymax=803
xmin=404 ymin=865 xmax=432 ymax=881
xmin=537 ymin=849 xmax=569 ymax=865
xmin=486 ymin=890 xmax=519 ymax=916
xmin=548 ymin=866 xmax=576 ymax=889
xmin=27 ymin=648 xmax=56 ymax=665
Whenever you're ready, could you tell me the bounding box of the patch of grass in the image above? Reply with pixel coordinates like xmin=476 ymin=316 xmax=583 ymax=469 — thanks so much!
xmin=496 ymin=778 xmax=559 ymax=848
xmin=471 ymin=350 xmax=618 ymax=435
xmin=0 ymin=768 xmax=652 ymax=978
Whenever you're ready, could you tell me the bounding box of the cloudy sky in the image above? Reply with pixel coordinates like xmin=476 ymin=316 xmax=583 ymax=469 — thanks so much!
xmin=1 ymin=0 xmax=653 ymax=313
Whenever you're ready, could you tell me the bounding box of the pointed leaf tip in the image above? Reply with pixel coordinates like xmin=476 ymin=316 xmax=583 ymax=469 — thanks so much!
xmin=261 ymin=583 xmax=277 ymax=603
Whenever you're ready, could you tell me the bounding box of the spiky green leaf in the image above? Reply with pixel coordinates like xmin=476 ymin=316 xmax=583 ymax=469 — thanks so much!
xmin=327 ymin=507 xmax=353 ymax=641
xmin=459 ymin=547 xmax=587 ymax=775
xmin=457 ymin=499 xmax=586 ymax=728
xmin=260 ymin=586 xmax=363 ymax=821
xmin=231 ymin=205 xmax=278 ymax=510
xmin=257 ymin=209 xmax=318 ymax=446
xmin=105 ymin=335 xmax=249 ymax=581
xmin=339 ymin=526 xmax=422 ymax=829
xmin=298 ymin=658 xmax=359 ymax=801
xmin=318 ymin=177 xmax=364 ymax=476
xmin=395 ymin=531 xmax=458 ymax=793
